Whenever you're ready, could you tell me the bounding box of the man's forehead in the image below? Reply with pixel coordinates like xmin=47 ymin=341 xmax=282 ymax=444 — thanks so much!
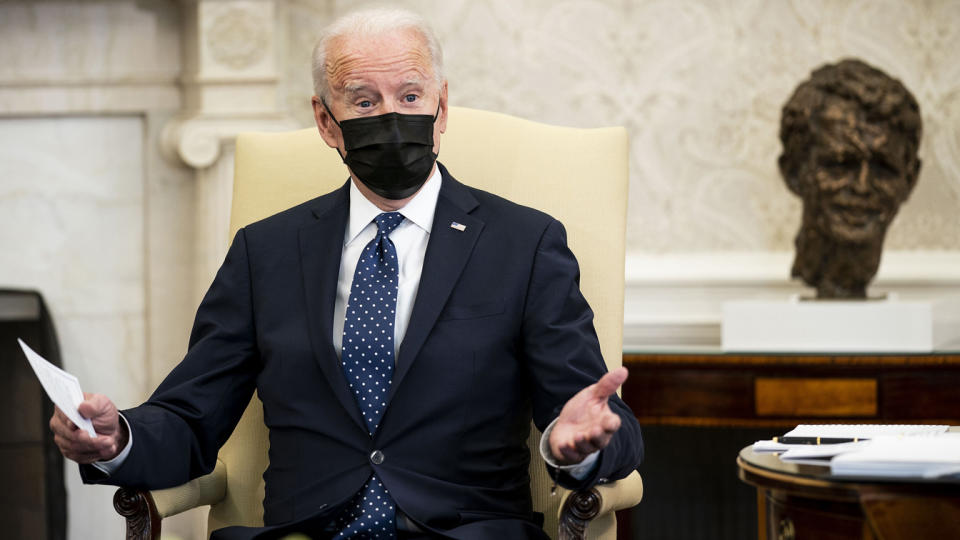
xmin=325 ymin=29 xmax=434 ymax=91
xmin=814 ymin=100 xmax=903 ymax=160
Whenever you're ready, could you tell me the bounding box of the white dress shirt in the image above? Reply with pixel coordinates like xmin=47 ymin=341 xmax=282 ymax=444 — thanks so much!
xmin=333 ymin=168 xmax=441 ymax=357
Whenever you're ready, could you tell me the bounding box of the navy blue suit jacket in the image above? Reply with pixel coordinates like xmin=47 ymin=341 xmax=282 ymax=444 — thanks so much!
xmin=83 ymin=164 xmax=643 ymax=539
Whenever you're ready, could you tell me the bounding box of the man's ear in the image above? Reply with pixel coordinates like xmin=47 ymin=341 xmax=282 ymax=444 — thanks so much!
xmin=437 ymin=80 xmax=449 ymax=134
xmin=904 ymin=157 xmax=922 ymax=200
xmin=312 ymin=96 xmax=342 ymax=150
xmin=778 ymin=153 xmax=802 ymax=196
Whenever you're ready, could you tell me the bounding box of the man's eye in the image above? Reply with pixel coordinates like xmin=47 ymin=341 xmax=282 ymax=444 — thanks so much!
xmin=404 ymin=94 xmax=418 ymax=103
xmin=871 ymin=158 xmax=898 ymax=178
xmin=820 ymin=159 xmax=857 ymax=175
xmin=358 ymin=100 xmax=372 ymax=108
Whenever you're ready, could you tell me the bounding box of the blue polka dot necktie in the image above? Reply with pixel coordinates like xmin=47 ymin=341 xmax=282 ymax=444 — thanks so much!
xmin=336 ymin=212 xmax=404 ymax=539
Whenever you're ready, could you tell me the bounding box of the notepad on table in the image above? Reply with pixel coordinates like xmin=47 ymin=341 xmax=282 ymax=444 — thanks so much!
xmin=778 ymin=424 xmax=949 ymax=444
xmin=752 ymin=424 xmax=950 ymax=458
xmin=830 ymin=434 xmax=960 ymax=479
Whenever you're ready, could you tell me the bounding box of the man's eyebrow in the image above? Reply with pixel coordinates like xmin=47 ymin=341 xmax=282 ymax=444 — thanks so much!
xmin=820 ymin=144 xmax=857 ymax=161
xmin=831 ymin=149 xmax=858 ymax=160
xmin=343 ymin=83 xmax=375 ymax=96
xmin=400 ymin=77 xmax=425 ymax=87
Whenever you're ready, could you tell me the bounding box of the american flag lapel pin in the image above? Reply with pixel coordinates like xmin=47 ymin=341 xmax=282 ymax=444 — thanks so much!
xmin=450 ymin=221 xmax=467 ymax=232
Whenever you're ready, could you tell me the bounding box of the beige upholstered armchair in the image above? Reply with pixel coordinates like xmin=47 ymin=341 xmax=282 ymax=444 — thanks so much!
xmin=114 ymin=107 xmax=643 ymax=539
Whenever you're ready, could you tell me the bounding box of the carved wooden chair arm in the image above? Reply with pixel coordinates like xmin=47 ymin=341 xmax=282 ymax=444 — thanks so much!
xmin=558 ymin=470 xmax=644 ymax=540
xmin=114 ymin=488 xmax=160 ymax=540
xmin=114 ymin=459 xmax=228 ymax=539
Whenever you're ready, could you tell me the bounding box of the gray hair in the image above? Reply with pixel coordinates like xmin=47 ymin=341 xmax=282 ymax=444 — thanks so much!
xmin=311 ymin=7 xmax=445 ymax=100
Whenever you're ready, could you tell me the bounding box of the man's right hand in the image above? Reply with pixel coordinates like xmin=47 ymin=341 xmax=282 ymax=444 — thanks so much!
xmin=49 ymin=392 xmax=128 ymax=464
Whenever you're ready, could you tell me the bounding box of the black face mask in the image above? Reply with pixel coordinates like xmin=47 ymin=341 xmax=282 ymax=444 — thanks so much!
xmin=324 ymin=100 xmax=440 ymax=200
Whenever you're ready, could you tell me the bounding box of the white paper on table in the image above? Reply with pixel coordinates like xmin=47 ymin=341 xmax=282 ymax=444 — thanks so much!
xmin=18 ymin=338 xmax=96 ymax=438
xmin=752 ymin=440 xmax=794 ymax=453
xmin=779 ymin=440 xmax=871 ymax=464
xmin=830 ymin=434 xmax=960 ymax=478
xmin=752 ymin=440 xmax=856 ymax=453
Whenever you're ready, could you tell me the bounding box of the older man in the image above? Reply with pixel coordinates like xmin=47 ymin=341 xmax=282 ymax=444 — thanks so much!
xmin=50 ymin=8 xmax=643 ymax=539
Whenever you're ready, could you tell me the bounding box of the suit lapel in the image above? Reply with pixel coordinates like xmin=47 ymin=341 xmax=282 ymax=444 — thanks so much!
xmin=298 ymin=181 xmax=367 ymax=432
xmin=389 ymin=167 xmax=483 ymax=402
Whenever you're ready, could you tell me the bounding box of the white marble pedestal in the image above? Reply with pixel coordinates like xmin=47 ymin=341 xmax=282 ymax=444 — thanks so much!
xmin=722 ymin=295 xmax=960 ymax=352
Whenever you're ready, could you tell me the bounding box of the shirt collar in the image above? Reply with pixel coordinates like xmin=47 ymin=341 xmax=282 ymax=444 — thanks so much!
xmin=345 ymin=166 xmax=442 ymax=246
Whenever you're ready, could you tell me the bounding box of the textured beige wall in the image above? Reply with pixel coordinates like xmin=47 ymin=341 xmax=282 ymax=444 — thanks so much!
xmin=282 ymin=0 xmax=960 ymax=253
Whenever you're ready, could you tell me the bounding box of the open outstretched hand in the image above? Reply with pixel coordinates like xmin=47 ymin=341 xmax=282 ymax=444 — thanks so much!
xmin=548 ymin=367 xmax=628 ymax=465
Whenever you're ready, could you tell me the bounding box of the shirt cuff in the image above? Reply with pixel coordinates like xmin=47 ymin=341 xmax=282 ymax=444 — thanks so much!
xmin=539 ymin=417 xmax=600 ymax=481
xmin=90 ymin=413 xmax=132 ymax=475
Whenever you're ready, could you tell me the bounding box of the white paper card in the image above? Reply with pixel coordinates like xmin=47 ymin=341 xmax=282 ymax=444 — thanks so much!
xmin=18 ymin=338 xmax=96 ymax=438
xmin=779 ymin=441 xmax=870 ymax=462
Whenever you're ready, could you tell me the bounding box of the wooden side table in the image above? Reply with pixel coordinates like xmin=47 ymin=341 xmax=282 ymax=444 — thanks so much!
xmin=619 ymin=350 xmax=960 ymax=539
xmin=737 ymin=445 xmax=960 ymax=540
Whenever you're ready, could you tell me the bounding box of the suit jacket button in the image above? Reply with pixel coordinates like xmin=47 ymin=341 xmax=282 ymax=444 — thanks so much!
xmin=370 ymin=450 xmax=385 ymax=465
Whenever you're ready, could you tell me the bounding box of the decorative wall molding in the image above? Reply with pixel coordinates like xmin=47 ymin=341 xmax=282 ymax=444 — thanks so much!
xmin=623 ymin=251 xmax=960 ymax=349
xmin=0 ymin=83 xmax=181 ymax=115
xmin=169 ymin=0 xmax=296 ymax=170
xmin=0 ymin=0 xmax=183 ymax=115
xmin=161 ymin=114 xmax=296 ymax=169
xmin=205 ymin=6 xmax=271 ymax=71
xmin=170 ymin=0 xmax=298 ymax=311
xmin=178 ymin=0 xmax=282 ymax=114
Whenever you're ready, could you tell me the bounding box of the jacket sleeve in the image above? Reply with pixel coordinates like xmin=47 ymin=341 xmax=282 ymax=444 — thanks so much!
xmin=520 ymin=219 xmax=643 ymax=491
xmin=81 ymin=229 xmax=261 ymax=489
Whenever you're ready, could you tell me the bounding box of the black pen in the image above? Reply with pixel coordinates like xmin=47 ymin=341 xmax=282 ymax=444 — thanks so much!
xmin=773 ymin=436 xmax=865 ymax=445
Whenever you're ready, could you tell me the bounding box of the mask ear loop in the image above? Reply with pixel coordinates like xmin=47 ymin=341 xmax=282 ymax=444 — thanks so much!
xmin=320 ymin=99 xmax=343 ymax=128
xmin=319 ymin=99 xmax=351 ymax=163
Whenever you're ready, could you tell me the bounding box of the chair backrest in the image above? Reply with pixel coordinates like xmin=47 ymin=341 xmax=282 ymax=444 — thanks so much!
xmin=210 ymin=107 xmax=629 ymax=538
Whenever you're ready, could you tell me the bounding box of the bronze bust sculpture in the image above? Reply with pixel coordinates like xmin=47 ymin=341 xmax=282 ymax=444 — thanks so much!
xmin=778 ymin=59 xmax=922 ymax=299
